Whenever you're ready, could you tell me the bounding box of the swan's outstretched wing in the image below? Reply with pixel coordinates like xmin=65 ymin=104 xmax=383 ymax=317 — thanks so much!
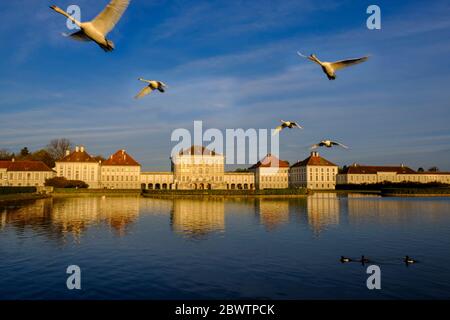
xmin=64 ymin=30 xmax=91 ymax=42
xmin=91 ymin=0 xmax=130 ymax=35
xmin=272 ymin=126 xmax=284 ymax=136
xmin=292 ymin=122 xmax=303 ymax=129
xmin=138 ymin=78 xmax=152 ymax=84
xmin=331 ymin=56 xmax=368 ymax=71
xmin=135 ymin=86 xmax=153 ymax=99
xmin=332 ymin=141 xmax=349 ymax=149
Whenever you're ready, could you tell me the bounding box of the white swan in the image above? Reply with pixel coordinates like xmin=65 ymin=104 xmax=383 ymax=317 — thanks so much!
xmin=50 ymin=0 xmax=130 ymax=52
xmin=297 ymin=52 xmax=368 ymax=80
xmin=273 ymin=120 xmax=303 ymax=136
xmin=311 ymin=140 xmax=349 ymax=149
xmin=135 ymin=78 xmax=168 ymax=99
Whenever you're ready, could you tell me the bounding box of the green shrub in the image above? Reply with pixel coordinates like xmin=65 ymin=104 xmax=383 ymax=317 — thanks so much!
xmin=45 ymin=177 xmax=89 ymax=189
xmin=381 ymin=187 xmax=450 ymax=195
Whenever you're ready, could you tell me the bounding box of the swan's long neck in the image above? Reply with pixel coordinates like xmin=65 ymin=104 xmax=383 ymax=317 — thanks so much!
xmin=309 ymin=54 xmax=322 ymax=65
xmin=51 ymin=6 xmax=81 ymax=27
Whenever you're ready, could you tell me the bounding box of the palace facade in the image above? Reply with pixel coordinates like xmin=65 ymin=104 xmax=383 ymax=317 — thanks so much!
xmin=55 ymin=146 xmax=101 ymax=188
xmin=289 ymin=151 xmax=338 ymax=190
xmin=336 ymin=164 xmax=450 ymax=185
xmin=249 ymin=154 xmax=289 ymax=189
xmin=0 ymin=159 xmax=55 ymax=187
xmin=2 ymin=144 xmax=449 ymax=190
xmin=101 ymin=150 xmax=141 ymax=189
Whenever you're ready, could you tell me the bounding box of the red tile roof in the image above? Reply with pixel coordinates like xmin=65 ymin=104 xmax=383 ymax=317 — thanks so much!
xmin=58 ymin=149 xmax=98 ymax=163
xmin=179 ymin=145 xmax=219 ymax=156
xmin=103 ymin=150 xmax=140 ymax=166
xmin=0 ymin=160 xmax=53 ymax=172
xmin=417 ymin=172 xmax=450 ymax=175
xmin=249 ymin=154 xmax=289 ymax=169
xmin=291 ymin=152 xmax=337 ymax=168
xmin=341 ymin=164 xmax=416 ymax=174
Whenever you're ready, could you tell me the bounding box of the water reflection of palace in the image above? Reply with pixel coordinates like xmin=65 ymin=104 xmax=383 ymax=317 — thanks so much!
xmin=170 ymin=199 xmax=225 ymax=239
xmin=0 ymin=196 xmax=141 ymax=240
xmin=256 ymin=199 xmax=290 ymax=231
xmin=0 ymin=195 xmax=346 ymax=240
xmin=7 ymin=194 xmax=439 ymax=242
xmin=306 ymin=193 xmax=340 ymax=235
xmin=346 ymin=194 xmax=449 ymax=225
xmin=0 ymin=199 xmax=52 ymax=231
xmin=51 ymin=196 xmax=141 ymax=237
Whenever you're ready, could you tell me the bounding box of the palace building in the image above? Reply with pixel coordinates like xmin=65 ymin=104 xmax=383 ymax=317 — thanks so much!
xmin=172 ymin=145 xmax=226 ymax=190
xmin=18 ymin=144 xmax=445 ymax=191
xmin=101 ymin=150 xmax=141 ymax=190
xmin=289 ymin=151 xmax=338 ymax=190
xmin=0 ymin=159 xmax=55 ymax=187
xmin=336 ymin=164 xmax=450 ymax=185
xmin=55 ymin=146 xmax=102 ymax=188
xmin=249 ymin=154 xmax=289 ymax=189
xmin=141 ymin=146 xmax=256 ymax=190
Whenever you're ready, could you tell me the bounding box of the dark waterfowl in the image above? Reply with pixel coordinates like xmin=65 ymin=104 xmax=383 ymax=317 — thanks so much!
xmin=404 ymin=256 xmax=417 ymax=264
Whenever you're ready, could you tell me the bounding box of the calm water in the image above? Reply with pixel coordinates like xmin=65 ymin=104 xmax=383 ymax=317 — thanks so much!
xmin=1 ymin=194 xmax=450 ymax=300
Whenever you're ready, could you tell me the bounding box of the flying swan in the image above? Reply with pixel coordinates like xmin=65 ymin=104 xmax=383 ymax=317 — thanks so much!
xmin=311 ymin=140 xmax=349 ymax=149
xmin=135 ymin=78 xmax=168 ymax=99
xmin=50 ymin=0 xmax=130 ymax=52
xmin=297 ymin=52 xmax=369 ymax=80
xmin=273 ymin=120 xmax=303 ymax=136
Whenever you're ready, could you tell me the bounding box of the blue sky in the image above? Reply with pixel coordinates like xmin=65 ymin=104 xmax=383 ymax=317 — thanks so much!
xmin=0 ymin=0 xmax=449 ymax=171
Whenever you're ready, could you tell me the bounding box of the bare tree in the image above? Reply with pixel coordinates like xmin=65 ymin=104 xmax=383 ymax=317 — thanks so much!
xmin=0 ymin=149 xmax=14 ymax=160
xmin=46 ymin=138 xmax=73 ymax=161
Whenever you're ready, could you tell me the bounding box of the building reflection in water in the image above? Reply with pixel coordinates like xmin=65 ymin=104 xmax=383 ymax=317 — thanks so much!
xmin=0 ymin=196 xmax=141 ymax=242
xmin=346 ymin=193 xmax=448 ymax=225
xmin=6 ymin=193 xmax=430 ymax=242
xmin=306 ymin=192 xmax=340 ymax=236
xmin=52 ymin=196 xmax=141 ymax=238
xmin=170 ymin=198 xmax=225 ymax=239
xmin=0 ymin=199 xmax=53 ymax=233
xmin=256 ymin=199 xmax=290 ymax=231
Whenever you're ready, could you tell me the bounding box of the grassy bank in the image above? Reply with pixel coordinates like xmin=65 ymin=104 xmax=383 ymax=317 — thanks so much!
xmin=0 ymin=193 xmax=50 ymax=204
xmin=142 ymin=188 xmax=310 ymax=198
xmin=52 ymin=188 xmax=141 ymax=197
xmin=336 ymin=182 xmax=450 ymax=196
xmin=0 ymin=186 xmax=37 ymax=195
xmin=381 ymin=187 xmax=450 ymax=196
